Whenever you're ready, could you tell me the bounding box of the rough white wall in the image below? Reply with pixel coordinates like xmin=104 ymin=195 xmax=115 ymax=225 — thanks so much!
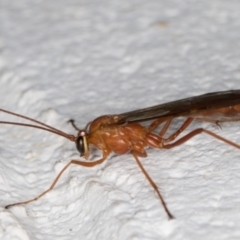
xmin=1 ymin=0 xmax=240 ymax=239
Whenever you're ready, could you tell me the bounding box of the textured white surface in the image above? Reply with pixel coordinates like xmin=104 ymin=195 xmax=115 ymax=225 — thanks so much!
xmin=1 ymin=0 xmax=240 ymax=239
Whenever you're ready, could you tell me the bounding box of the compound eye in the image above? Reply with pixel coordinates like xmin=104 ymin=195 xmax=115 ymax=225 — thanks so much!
xmin=75 ymin=130 xmax=88 ymax=156
xmin=76 ymin=136 xmax=85 ymax=155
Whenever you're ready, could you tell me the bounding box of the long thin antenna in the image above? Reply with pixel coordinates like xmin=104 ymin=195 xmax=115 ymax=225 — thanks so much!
xmin=0 ymin=108 xmax=76 ymax=141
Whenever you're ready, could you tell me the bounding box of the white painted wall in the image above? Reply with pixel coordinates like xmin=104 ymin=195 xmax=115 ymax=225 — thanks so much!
xmin=1 ymin=1 xmax=240 ymax=239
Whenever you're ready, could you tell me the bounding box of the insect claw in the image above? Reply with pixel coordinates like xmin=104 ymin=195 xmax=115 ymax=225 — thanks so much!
xmin=216 ymin=121 xmax=222 ymax=130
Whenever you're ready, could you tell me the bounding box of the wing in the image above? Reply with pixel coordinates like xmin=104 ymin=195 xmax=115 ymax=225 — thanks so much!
xmin=116 ymin=90 xmax=240 ymax=123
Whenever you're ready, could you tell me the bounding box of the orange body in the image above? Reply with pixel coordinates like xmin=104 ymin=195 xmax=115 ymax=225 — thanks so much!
xmin=87 ymin=115 xmax=163 ymax=158
xmin=86 ymin=104 xmax=240 ymax=160
xmin=190 ymin=104 xmax=240 ymax=121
